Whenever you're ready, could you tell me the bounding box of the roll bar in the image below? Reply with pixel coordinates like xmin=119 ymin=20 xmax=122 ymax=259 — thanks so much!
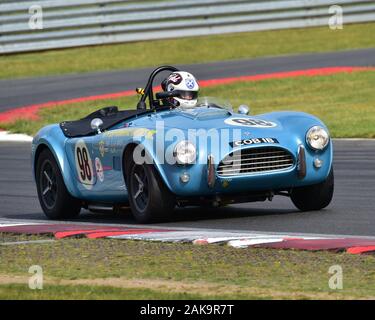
xmin=136 ymin=65 xmax=179 ymax=110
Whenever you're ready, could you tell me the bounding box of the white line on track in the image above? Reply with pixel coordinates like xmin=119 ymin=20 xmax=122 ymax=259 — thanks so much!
xmin=333 ymin=138 xmax=375 ymax=141
xmin=0 ymin=131 xmax=33 ymax=142
xmin=0 ymin=240 xmax=55 ymax=246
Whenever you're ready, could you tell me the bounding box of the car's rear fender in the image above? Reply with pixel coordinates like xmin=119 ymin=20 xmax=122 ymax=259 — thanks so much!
xmin=32 ymin=124 xmax=81 ymax=198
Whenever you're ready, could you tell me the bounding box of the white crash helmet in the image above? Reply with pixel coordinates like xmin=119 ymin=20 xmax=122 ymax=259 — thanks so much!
xmin=161 ymin=71 xmax=199 ymax=108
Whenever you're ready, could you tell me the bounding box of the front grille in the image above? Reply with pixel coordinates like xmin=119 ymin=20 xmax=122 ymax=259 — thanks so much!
xmin=217 ymin=147 xmax=294 ymax=177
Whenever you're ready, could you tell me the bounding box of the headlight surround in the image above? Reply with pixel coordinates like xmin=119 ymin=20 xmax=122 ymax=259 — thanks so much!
xmin=173 ymin=141 xmax=196 ymax=165
xmin=306 ymin=126 xmax=330 ymax=151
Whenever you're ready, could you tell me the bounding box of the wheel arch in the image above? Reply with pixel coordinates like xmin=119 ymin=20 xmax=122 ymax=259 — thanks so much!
xmin=122 ymin=143 xmax=138 ymax=185
xmin=33 ymin=143 xmax=50 ymax=180
xmin=121 ymin=142 xmax=174 ymax=193
xmin=33 ymin=140 xmax=80 ymax=198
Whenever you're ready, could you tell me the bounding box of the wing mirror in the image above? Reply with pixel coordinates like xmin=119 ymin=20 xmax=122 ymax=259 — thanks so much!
xmin=91 ymin=118 xmax=103 ymax=134
xmin=238 ymin=105 xmax=250 ymax=115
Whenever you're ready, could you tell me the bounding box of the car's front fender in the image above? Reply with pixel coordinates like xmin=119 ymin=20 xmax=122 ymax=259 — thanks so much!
xmin=139 ymin=111 xmax=333 ymax=197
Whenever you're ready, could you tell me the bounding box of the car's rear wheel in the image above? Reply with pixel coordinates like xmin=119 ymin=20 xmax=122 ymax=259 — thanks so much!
xmin=127 ymin=161 xmax=175 ymax=223
xmin=36 ymin=148 xmax=81 ymax=219
xmin=291 ymin=167 xmax=334 ymax=211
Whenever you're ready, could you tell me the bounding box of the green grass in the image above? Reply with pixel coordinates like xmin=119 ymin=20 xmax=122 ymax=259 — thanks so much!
xmin=0 ymin=234 xmax=374 ymax=299
xmin=3 ymin=70 xmax=375 ymax=138
xmin=0 ymin=284 xmax=219 ymax=300
xmin=0 ymin=22 xmax=374 ymax=79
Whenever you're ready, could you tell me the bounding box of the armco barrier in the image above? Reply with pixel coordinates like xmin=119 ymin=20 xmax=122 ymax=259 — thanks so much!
xmin=0 ymin=0 xmax=374 ymax=54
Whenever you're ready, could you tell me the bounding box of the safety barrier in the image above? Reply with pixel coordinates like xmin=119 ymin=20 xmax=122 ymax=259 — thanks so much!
xmin=0 ymin=0 xmax=374 ymax=54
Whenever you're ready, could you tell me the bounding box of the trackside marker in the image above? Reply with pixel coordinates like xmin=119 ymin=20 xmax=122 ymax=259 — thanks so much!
xmin=347 ymin=246 xmax=375 ymax=255
xmin=0 ymin=67 xmax=374 ymax=124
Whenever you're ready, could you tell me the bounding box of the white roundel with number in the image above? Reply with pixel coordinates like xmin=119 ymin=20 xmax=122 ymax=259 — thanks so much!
xmin=225 ymin=117 xmax=277 ymax=128
xmin=74 ymin=140 xmax=94 ymax=189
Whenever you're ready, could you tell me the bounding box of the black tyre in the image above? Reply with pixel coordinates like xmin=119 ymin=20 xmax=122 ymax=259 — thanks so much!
xmin=291 ymin=168 xmax=334 ymax=211
xmin=126 ymin=162 xmax=175 ymax=223
xmin=36 ymin=149 xmax=81 ymax=219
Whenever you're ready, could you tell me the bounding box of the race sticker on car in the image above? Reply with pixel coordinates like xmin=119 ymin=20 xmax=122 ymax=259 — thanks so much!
xmin=225 ymin=117 xmax=277 ymax=128
xmin=74 ymin=139 xmax=94 ymax=189
xmin=95 ymin=157 xmax=104 ymax=183
xmin=230 ymin=137 xmax=279 ymax=147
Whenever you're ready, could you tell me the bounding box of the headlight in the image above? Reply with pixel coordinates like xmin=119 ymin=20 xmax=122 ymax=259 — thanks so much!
xmin=306 ymin=126 xmax=330 ymax=150
xmin=173 ymin=141 xmax=196 ymax=164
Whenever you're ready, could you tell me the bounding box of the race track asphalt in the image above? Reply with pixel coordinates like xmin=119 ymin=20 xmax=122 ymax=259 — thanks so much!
xmin=1 ymin=140 xmax=374 ymax=237
xmin=1 ymin=48 xmax=375 ymax=112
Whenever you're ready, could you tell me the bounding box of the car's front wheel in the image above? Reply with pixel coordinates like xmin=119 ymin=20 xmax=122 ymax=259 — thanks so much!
xmin=291 ymin=168 xmax=334 ymax=211
xmin=36 ymin=148 xmax=81 ymax=219
xmin=127 ymin=162 xmax=175 ymax=223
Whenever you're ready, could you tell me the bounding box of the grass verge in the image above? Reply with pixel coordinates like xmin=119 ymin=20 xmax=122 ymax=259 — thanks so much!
xmin=0 ymin=233 xmax=374 ymax=299
xmin=0 ymin=22 xmax=374 ymax=80
xmin=2 ymin=70 xmax=375 ymax=138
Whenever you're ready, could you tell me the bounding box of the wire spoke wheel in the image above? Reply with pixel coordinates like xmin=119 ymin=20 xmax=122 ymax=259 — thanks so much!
xmin=36 ymin=149 xmax=81 ymax=219
xmin=39 ymin=160 xmax=58 ymax=210
xmin=130 ymin=164 xmax=150 ymax=213
xmin=125 ymin=151 xmax=175 ymax=223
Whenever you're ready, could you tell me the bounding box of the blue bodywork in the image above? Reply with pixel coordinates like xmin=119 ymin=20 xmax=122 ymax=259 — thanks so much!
xmin=32 ymin=105 xmax=333 ymax=205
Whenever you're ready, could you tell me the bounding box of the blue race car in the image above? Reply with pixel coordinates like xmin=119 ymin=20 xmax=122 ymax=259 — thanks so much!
xmin=32 ymin=66 xmax=334 ymax=223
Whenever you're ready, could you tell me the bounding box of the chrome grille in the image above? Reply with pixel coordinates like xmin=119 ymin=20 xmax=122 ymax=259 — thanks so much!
xmin=217 ymin=147 xmax=294 ymax=177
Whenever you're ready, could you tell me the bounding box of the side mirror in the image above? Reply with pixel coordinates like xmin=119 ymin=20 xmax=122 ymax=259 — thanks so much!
xmin=238 ymin=105 xmax=250 ymax=115
xmin=91 ymin=118 xmax=103 ymax=134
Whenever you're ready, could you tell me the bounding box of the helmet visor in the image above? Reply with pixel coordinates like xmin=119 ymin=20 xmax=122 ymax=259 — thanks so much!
xmin=175 ymin=90 xmax=198 ymax=100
